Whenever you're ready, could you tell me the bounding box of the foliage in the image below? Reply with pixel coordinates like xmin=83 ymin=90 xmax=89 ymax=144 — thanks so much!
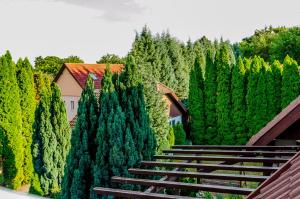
xmin=173 ymin=124 xmax=186 ymax=145
xmin=97 ymin=53 xmax=124 ymax=64
xmin=167 ymin=127 xmax=175 ymax=147
xmin=0 ymin=51 xmax=24 ymax=189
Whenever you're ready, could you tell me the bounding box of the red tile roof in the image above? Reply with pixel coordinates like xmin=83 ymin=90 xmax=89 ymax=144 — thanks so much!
xmin=247 ymin=151 xmax=300 ymax=199
xmin=247 ymin=95 xmax=300 ymax=146
xmin=55 ymin=63 xmax=124 ymax=89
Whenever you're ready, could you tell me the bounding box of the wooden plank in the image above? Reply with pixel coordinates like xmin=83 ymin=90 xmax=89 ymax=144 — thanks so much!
xmin=141 ymin=161 xmax=279 ymax=172
xmin=172 ymin=145 xmax=300 ymax=151
xmin=94 ymin=187 xmax=195 ymax=199
xmin=128 ymin=168 xmax=268 ymax=182
xmin=163 ymin=149 xmax=296 ymax=156
xmin=154 ymin=155 xmax=289 ymax=163
xmin=111 ymin=177 xmax=255 ymax=195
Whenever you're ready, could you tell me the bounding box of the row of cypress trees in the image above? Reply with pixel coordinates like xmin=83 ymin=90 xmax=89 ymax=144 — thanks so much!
xmin=189 ymin=42 xmax=300 ymax=145
xmin=0 ymin=51 xmax=71 ymax=197
xmin=61 ymin=56 xmax=156 ymax=199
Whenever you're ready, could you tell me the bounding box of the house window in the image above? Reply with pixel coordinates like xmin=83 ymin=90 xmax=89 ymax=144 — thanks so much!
xmin=71 ymin=101 xmax=75 ymax=111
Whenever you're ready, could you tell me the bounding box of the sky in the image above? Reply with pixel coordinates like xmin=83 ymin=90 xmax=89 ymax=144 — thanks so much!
xmin=0 ymin=0 xmax=299 ymax=63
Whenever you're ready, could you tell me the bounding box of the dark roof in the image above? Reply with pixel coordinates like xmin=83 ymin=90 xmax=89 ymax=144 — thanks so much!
xmin=157 ymin=83 xmax=188 ymax=115
xmin=54 ymin=63 xmax=124 ymax=89
xmin=247 ymin=151 xmax=300 ymax=199
xmin=247 ymin=95 xmax=300 ymax=146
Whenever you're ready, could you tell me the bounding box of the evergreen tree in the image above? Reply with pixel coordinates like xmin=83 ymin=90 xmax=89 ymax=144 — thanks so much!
xmin=246 ymin=56 xmax=261 ymax=137
xmin=231 ymin=57 xmax=247 ymax=144
xmin=16 ymin=58 xmax=36 ymax=184
xmin=281 ymin=55 xmax=300 ymax=108
xmin=266 ymin=60 xmax=282 ymax=120
xmin=173 ymin=124 xmax=186 ymax=145
xmin=31 ymin=83 xmax=71 ymax=196
xmin=204 ymin=50 xmax=217 ymax=144
xmin=215 ymin=44 xmax=233 ymax=144
xmin=0 ymin=52 xmax=24 ymax=189
xmin=254 ymin=62 xmax=268 ymax=134
xmin=121 ymin=56 xmax=156 ymax=160
xmin=61 ymin=75 xmax=98 ymax=199
xmin=189 ymin=56 xmax=205 ymax=144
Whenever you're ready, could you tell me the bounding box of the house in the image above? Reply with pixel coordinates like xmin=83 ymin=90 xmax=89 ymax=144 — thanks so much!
xmin=54 ymin=63 xmax=124 ymax=121
xmin=54 ymin=63 xmax=188 ymax=128
xmin=247 ymin=95 xmax=300 ymax=146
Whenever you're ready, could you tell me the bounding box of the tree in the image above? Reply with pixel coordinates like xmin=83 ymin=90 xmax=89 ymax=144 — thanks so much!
xmin=173 ymin=124 xmax=186 ymax=145
xmin=34 ymin=56 xmax=63 ymax=77
xmin=231 ymin=57 xmax=247 ymax=144
xmin=189 ymin=55 xmax=205 ymax=144
xmin=61 ymin=75 xmax=98 ymax=199
xmin=281 ymin=55 xmax=300 ymax=109
xmin=121 ymin=56 xmax=156 ymax=160
xmin=91 ymin=66 xmax=127 ymax=198
xmin=31 ymin=83 xmax=71 ymax=196
xmin=204 ymin=50 xmax=217 ymax=144
xmin=33 ymin=71 xmax=52 ymax=102
xmin=246 ymin=56 xmax=261 ymax=137
xmin=63 ymin=55 xmax=84 ymax=64
xmin=97 ymin=53 xmax=124 ymax=64
xmin=16 ymin=58 xmax=36 ymax=184
xmin=215 ymin=44 xmax=233 ymax=144
xmin=0 ymin=51 xmax=24 ymax=189
xmin=266 ymin=60 xmax=282 ymax=120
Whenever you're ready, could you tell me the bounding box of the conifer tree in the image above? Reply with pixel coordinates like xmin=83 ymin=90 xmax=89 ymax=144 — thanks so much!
xmin=61 ymin=76 xmax=98 ymax=199
xmin=204 ymin=50 xmax=217 ymax=144
xmin=246 ymin=56 xmax=261 ymax=137
xmin=189 ymin=56 xmax=205 ymax=144
xmin=215 ymin=44 xmax=233 ymax=144
xmin=121 ymin=56 xmax=156 ymax=160
xmin=16 ymin=58 xmax=36 ymax=184
xmin=254 ymin=62 xmax=268 ymax=134
xmin=31 ymin=83 xmax=71 ymax=196
xmin=281 ymin=55 xmax=300 ymax=108
xmin=266 ymin=60 xmax=282 ymax=120
xmin=231 ymin=57 xmax=247 ymax=144
xmin=0 ymin=52 xmax=24 ymax=189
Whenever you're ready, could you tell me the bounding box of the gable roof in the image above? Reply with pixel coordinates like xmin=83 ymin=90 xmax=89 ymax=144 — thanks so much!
xmin=54 ymin=63 xmax=124 ymax=89
xmin=247 ymin=95 xmax=300 ymax=146
xmin=157 ymin=83 xmax=188 ymax=115
xmin=247 ymin=150 xmax=300 ymax=199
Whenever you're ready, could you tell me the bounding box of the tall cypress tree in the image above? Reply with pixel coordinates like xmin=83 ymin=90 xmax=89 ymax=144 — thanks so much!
xmin=0 ymin=52 xmax=24 ymax=189
xmin=121 ymin=56 xmax=156 ymax=160
xmin=231 ymin=57 xmax=247 ymax=144
xmin=31 ymin=83 xmax=71 ymax=196
xmin=281 ymin=55 xmax=300 ymax=108
xmin=204 ymin=50 xmax=217 ymax=144
xmin=189 ymin=56 xmax=205 ymax=144
xmin=61 ymin=75 xmax=98 ymax=199
xmin=215 ymin=44 xmax=233 ymax=144
xmin=246 ymin=56 xmax=261 ymax=137
xmin=254 ymin=62 xmax=268 ymax=134
xmin=16 ymin=58 xmax=36 ymax=185
xmin=266 ymin=60 xmax=282 ymax=120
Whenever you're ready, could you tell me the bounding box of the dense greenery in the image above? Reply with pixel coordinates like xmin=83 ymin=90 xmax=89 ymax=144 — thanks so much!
xmin=97 ymin=53 xmax=124 ymax=64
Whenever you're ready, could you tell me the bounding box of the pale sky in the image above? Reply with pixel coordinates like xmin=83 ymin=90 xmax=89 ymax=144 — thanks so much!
xmin=0 ymin=0 xmax=299 ymax=63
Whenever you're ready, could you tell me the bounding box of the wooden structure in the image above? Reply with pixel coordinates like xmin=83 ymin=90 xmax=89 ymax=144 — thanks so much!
xmin=94 ymin=145 xmax=300 ymax=198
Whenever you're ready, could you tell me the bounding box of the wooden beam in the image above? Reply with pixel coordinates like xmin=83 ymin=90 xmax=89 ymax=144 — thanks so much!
xmin=94 ymin=187 xmax=195 ymax=199
xmin=172 ymin=145 xmax=300 ymax=151
xmin=111 ymin=177 xmax=255 ymax=195
xmin=163 ymin=149 xmax=296 ymax=156
xmin=141 ymin=161 xmax=279 ymax=172
xmin=128 ymin=168 xmax=268 ymax=182
xmin=154 ymin=155 xmax=289 ymax=163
